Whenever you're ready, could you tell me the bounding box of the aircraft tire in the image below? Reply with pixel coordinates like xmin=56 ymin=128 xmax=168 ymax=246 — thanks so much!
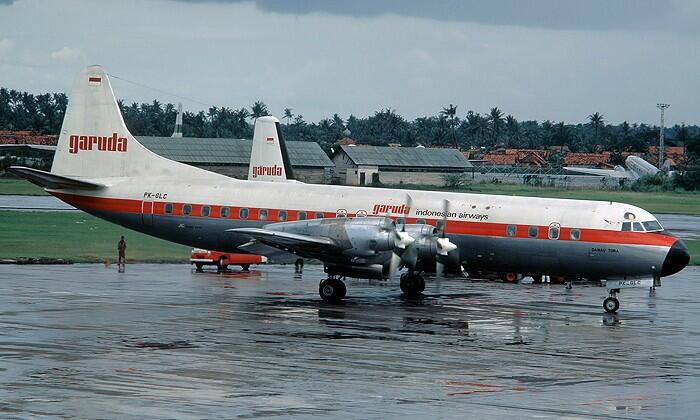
xmin=217 ymin=257 xmax=228 ymax=272
xmin=500 ymin=272 xmax=518 ymax=283
xmin=603 ymin=297 xmax=620 ymax=313
xmin=195 ymin=263 xmax=203 ymax=272
xmin=319 ymin=278 xmax=346 ymax=302
xmin=400 ymin=274 xmax=425 ymax=297
xmin=241 ymin=264 xmax=250 ymax=272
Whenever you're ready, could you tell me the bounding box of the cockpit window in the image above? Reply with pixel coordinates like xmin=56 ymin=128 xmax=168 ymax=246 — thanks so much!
xmin=633 ymin=222 xmax=644 ymax=232
xmin=642 ymin=220 xmax=663 ymax=232
xmin=621 ymin=222 xmax=631 ymax=232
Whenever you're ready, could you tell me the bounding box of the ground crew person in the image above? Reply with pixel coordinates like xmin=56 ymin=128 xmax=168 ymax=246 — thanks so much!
xmin=118 ymin=236 xmax=127 ymax=264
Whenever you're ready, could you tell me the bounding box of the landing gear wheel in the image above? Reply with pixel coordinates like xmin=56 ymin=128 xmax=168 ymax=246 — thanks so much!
xmin=241 ymin=264 xmax=250 ymax=272
xmin=603 ymin=297 xmax=620 ymax=313
xmin=217 ymin=257 xmax=228 ymax=272
xmin=400 ymin=273 xmax=425 ymax=297
xmin=500 ymin=272 xmax=518 ymax=283
xmin=195 ymin=263 xmax=203 ymax=272
xmin=319 ymin=278 xmax=346 ymax=302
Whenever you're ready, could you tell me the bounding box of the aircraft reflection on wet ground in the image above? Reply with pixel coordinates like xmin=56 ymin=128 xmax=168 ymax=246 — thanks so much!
xmin=0 ymin=263 xmax=698 ymax=419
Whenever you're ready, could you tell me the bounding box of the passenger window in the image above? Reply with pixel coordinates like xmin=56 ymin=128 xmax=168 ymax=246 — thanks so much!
xmin=436 ymin=220 xmax=445 ymax=231
xmin=621 ymin=222 xmax=631 ymax=231
xmin=164 ymin=203 xmax=173 ymax=214
xmin=396 ymin=217 xmax=405 ymax=225
xmin=278 ymin=210 xmax=288 ymax=222
xmin=633 ymin=222 xmax=644 ymax=232
xmin=548 ymin=226 xmax=560 ymax=240
xmin=528 ymin=226 xmax=538 ymax=238
xmin=298 ymin=211 xmax=307 ymax=220
xmin=259 ymin=209 xmax=268 ymax=221
xmin=569 ymin=229 xmax=580 ymax=241
xmin=506 ymin=225 xmax=517 ymax=237
xmin=220 ymin=207 xmax=230 ymax=218
xmin=239 ymin=208 xmax=249 ymax=219
xmin=336 ymin=209 xmax=347 ymax=218
xmin=416 ymin=219 xmax=425 ymax=225
xmin=201 ymin=206 xmax=210 ymax=217
xmin=183 ymin=204 xmax=192 ymax=215
xmin=314 ymin=212 xmax=324 ymax=219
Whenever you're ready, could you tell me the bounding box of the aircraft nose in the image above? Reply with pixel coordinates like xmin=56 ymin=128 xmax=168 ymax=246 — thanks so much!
xmin=661 ymin=239 xmax=690 ymax=277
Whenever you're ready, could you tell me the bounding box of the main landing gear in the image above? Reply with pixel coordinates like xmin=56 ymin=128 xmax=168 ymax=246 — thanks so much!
xmin=319 ymin=272 xmax=426 ymax=302
xmin=319 ymin=276 xmax=347 ymax=303
xmin=400 ymin=272 xmax=425 ymax=297
xmin=603 ymin=289 xmax=620 ymax=313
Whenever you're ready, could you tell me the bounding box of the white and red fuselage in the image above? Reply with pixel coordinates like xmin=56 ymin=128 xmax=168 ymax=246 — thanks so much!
xmin=49 ymin=176 xmax=689 ymax=280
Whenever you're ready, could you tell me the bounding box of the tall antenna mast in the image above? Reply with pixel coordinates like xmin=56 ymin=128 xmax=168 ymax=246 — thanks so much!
xmin=656 ymin=103 xmax=670 ymax=169
xmin=172 ymin=102 xmax=183 ymax=138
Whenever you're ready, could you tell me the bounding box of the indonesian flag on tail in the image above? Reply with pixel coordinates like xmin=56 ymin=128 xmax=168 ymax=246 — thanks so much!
xmin=88 ymin=76 xmax=102 ymax=86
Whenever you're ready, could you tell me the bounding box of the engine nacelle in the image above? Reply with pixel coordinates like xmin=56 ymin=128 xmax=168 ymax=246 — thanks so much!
xmin=324 ymin=262 xmax=385 ymax=279
xmin=264 ymin=217 xmax=402 ymax=258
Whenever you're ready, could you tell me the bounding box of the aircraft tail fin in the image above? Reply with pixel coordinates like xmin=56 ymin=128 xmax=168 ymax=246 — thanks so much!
xmin=248 ymin=116 xmax=296 ymax=182
xmin=49 ymin=65 xmax=210 ymax=181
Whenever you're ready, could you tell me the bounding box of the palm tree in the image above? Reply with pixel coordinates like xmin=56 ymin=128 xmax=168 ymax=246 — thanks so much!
xmin=588 ymin=112 xmax=604 ymax=144
xmin=283 ymin=108 xmax=293 ymax=124
xmin=440 ymin=104 xmax=458 ymax=148
xmin=505 ymin=115 xmax=520 ymax=147
xmin=249 ymin=101 xmax=269 ymax=121
xmin=488 ymin=107 xmax=504 ymax=143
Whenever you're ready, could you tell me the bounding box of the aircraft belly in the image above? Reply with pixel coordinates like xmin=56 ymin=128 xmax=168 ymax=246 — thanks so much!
xmin=455 ymin=235 xmax=667 ymax=278
xmin=90 ymin=210 xmax=262 ymax=252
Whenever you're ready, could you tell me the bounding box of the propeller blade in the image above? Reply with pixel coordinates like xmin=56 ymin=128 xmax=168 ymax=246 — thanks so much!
xmin=436 ymin=261 xmax=445 ymax=278
xmin=400 ymin=244 xmax=418 ymax=270
xmin=440 ymin=198 xmax=450 ymax=237
xmin=389 ymin=252 xmax=402 ymax=278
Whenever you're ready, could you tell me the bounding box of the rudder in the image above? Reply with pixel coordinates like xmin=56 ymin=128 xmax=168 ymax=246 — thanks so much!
xmin=248 ymin=116 xmax=296 ymax=182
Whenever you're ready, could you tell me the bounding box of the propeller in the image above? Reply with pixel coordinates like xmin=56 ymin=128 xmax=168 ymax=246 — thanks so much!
xmin=385 ymin=194 xmax=414 ymax=278
xmin=435 ymin=199 xmax=457 ymax=278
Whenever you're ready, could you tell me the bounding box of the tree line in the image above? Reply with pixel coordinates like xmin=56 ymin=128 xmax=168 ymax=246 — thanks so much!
xmin=1 ymin=86 xmax=699 ymax=189
xmin=1 ymin=87 xmax=699 ymax=157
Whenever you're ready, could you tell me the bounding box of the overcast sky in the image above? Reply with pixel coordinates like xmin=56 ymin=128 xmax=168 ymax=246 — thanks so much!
xmin=0 ymin=0 xmax=698 ymax=125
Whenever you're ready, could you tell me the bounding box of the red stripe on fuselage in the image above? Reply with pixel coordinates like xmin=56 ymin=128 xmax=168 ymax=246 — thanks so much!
xmin=50 ymin=192 xmax=677 ymax=248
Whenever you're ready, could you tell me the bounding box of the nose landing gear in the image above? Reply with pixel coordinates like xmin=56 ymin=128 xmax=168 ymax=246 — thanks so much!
xmin=603 ymin=289 xmax=620 ymax=313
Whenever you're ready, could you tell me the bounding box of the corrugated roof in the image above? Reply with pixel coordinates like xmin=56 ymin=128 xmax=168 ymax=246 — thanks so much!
xmin=137 ymin=136 xmax=333 ymax=168
xmin=337 ymin=145 xmax=471 ymax=168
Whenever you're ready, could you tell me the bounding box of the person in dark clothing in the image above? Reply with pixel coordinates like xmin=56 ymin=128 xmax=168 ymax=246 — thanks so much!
xmin=118 ymin=236 xmax=127 ymax=264
xmin=294 ymin=258 xmax=304 ymax=273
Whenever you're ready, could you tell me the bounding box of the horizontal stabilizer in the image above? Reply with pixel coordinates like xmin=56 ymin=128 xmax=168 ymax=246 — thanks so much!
xmin=0 ymin=144 xmax=57 ymax=152
xmin=228 ymin=227 xmax=338 ymax=256
xmin=8 ymin=166 xmax=105 ymax=190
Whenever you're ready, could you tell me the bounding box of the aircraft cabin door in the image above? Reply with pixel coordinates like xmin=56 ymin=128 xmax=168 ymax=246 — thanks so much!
xmin=141 ymin=200 xmax=154 ymax=226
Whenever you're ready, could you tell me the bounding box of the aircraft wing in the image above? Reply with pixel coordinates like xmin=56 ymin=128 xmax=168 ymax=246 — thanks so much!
xmin=563 ymin=166 xmax=632 ymax=179
xmin=236 ymin=242 xmax=300 ymax=264
xmin=0 ymin=144 xmax=57 ymax=152
xmin=8 ymin=166 xmax=105 ymax=190
xmin=229 ymin=227 xmax=338 ymax=257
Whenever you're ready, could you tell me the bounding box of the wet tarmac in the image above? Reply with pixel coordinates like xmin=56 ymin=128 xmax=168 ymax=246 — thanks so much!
xmin=0 ymin=263 xmax=698 ymax=419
